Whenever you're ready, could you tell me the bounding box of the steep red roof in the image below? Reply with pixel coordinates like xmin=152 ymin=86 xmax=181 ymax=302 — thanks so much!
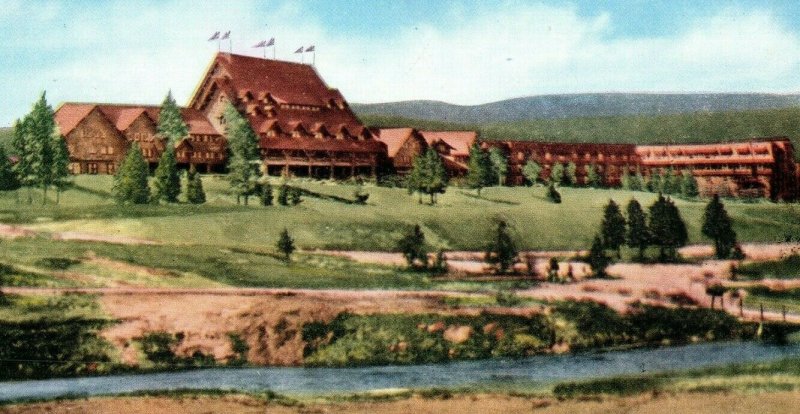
xmin=373 ymin=128 xmax=415 ymax=158
xmin=55 ymin=103 xmax=219 ymax=137
xmin=419 ymin=131 xmax=477 ymax=157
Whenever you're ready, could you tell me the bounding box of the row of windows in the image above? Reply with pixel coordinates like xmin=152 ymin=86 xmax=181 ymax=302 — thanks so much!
xmin=88 ymin=146 xmax=116 ymax=155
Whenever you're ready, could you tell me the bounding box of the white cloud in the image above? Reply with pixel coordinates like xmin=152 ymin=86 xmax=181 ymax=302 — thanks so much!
xmin=3 ymin=2 xmax=800 ymax=124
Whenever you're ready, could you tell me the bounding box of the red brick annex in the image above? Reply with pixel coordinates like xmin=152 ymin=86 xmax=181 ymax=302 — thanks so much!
xmin=53 ymin=52 xmax=799 ymax=200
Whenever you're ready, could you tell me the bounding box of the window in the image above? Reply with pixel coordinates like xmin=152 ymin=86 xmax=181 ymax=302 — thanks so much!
xmin=108 ymin=146 xmax=115 ymax=155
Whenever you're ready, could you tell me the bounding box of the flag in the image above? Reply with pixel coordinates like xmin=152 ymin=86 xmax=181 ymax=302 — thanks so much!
xmin=253 ymin=40 xmax=267 ymax=48
xmin=221 ymin=31 xmax=230 ymax=40
xmin=266 ymin=37 xmax=275 ymax=47
xmin=294 ymin=47 xmax=304 ymax=54
xmin=305 ymin=45 xmax=315 ymax=52
xmin=208 ymin=31 xmax=220 ymax=41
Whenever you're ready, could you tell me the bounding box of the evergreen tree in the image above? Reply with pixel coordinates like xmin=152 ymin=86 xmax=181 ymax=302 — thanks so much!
xmin=625 ymin=198 xmax=649 ymax=261
xmin=621 ymin=168 xmax=632 ymax=190
xmin=290 ymin=187 xmax=302 ymax=205
xmin=397 ymin=224 xmax=428 ymax=269
xmin=680 ymin=169 xmax=699 ymax=198
xmin=522 ymin=160 xmax=542 ymax=186
xmin=50 ymin=136 xmax=70 ymax=203
xmin=277 ymin=184 xmax=289 ymax=206
xmin=566 ymin=162 xmax=578 ymax=186
xmin=600 ymin=199 xmax=627 ymax=257
xmin=276 ymin=228 xmax=295 ymax=261
xmin=546 ymin=183 xmax=561 ymax=203
xmin=157 ymin=91 xmax=189 ymax=143
xmin=16 ymin=93 xmax=57 ymax=204
xmin=153 ymin=146 xmax=180 ymax=203
xmin=488 ymin=147 xmax=508 ymax=186
xmin=186 ymin=165 xmax=206 ymax=204
xmin=588 ymin=234 xmax=610 ymax=278
xmin=550 ymin=163 xmax=565 ymax=185
xmin=407 ymin=148 xmax=448 ymax=205
xmin=585 ymin=163 xmax=601 ymax=188
xmin=547 ymin=257 xmax=560 ymax=282
xmin=224 ymin=104 xmax=259 ymax=205
xmin=0 ymin=147 xmax=20 ymax=191
xmin=11 ymin=117 xmax=34 ymax=202
xmin=465 ymin=144 xmax=495 ymax=196
xmin=260 ymin=182 xmax=273 ymax=206
xmin=648 ymin=194 xmax=688 ymax=262
xmin=485 ymin=220 xmax=518 ymax=274
xmin=113 ymin=142 xmax=150 ymax=204
xmin=661 ymin=167 xmax=676 ymax=194
xmin=646 ymin=171 xmax=662 ymax=193
xmin=702 ymin=194 xmax=737 ymax=259
xmin=631 ymin=168 xmax=645 ymax=192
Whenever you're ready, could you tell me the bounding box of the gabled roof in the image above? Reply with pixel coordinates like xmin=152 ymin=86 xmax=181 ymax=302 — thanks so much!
xmin=419 ymin=131 xmax=477 ymax=157
xmin=55 ymin=103 xmax=219 ymax=137
xmin=373 ymin=128 xmax=417 ymax=158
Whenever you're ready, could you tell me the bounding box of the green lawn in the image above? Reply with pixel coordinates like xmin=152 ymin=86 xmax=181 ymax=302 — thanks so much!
xmin=16 ymin=175 xmax=799 ymax=252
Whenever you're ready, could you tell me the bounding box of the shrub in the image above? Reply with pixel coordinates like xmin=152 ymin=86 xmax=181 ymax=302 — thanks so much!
xmin=546 ymin=183 xmax=561 ymax=203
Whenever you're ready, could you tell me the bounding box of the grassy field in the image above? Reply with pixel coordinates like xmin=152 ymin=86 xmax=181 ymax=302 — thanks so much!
xmin=362 ymin=106 xmax=800 ymax=159
xmin=14 ymin=175 xmax=800 ymax=253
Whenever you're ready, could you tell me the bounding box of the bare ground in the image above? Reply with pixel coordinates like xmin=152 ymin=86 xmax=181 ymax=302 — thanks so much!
xmin=3 ymin=391 xmax=800 ymax=414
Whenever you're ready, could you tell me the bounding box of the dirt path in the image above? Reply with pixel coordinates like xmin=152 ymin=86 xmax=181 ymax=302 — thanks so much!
xmin=0 ymin=224 xmax=160 ymax=245
xmin=4 ymin=391 xmax=800 ymax=414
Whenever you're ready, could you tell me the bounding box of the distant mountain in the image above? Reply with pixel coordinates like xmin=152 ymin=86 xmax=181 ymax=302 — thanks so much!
xmin=352 ymin=93 xmax=800 ymax=124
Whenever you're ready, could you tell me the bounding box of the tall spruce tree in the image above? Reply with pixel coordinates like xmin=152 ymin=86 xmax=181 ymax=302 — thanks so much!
xmin=648 ymin=194 xmax=688 ymax=262
xmin=11 ymin=117 xmax=34 ymax=202
xmin=588 ymin=234 xmax=610 ymax=278
xmin=631 ymin=168 xmax=645 ymax=192
xmin=661 ymin=167 xmax=676 ymax=194
xmin=15 ymin=93 xmax=57 ymax=204
xmin=522 ymin=160 xmax=542 ymax=185
xmin=485 ymin=220 xmax=518 ymax=274
xmin=488 ymin=147 xmax=508 ymax=186
xmin=625 ymin=198 xmax=650 ymax=260
xmin=276 ymin=228 xmax=295 ymax=261
xmin=50 ymin=135 xmax=70 ymax=204
xmin=186 ymin=165 xmax=206 ymax=204
xmin=397 ymin=224 xmax=428 ymax=269
xmin=680 ymin=169 xmax=699 ymax=198
xmin=157 ymin=91 xmax=189 ymax=141
xmin=586 ymin=163 xmax=601 ymax=188
xmin=0 ymin=147 xmax=20 ymax=191
xmin=600 ymin=199 xmax=627 ymax=257
xmin=113 ymin=142 xmax=150 ymax=204
xmin=153 ymin=146 xmax=180 ymax=202
xmin=550 ymin=163 xmax=565 ymax=185
xmin=224 ymin=104 xmax=260 ymax=205
xmin=621 ymin=168 xmax=632 ymax=190
xmin=702 ymin=194 xmax=737 ymax=259
xmin=465 ymin=143 xmax=495 ymax=196
xmin=407 ymin=148 xmax=448 ymax=205
xmin=566 ymin=162 xmax=578 ymax=186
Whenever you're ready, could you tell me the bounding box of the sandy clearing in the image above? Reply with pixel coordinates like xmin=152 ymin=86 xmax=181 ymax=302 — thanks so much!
xmin=0 ymin=224 xmax=160 ymax=245
xmin=4 ymin=391 xmax=800 ymax=414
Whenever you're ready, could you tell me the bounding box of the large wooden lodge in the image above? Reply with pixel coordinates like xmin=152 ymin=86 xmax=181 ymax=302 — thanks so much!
xmin=52 ymin=52 xmax=799 ymax=200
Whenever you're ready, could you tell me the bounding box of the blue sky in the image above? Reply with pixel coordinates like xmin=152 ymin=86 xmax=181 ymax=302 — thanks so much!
xmin=3 ymin=1 xmax=800 ymax=125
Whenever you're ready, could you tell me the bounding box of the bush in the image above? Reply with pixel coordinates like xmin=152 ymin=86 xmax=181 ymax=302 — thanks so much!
xmin=553 ymin=376 xmax=662 ymax=399
xmin=546 ymin=183 xmax=561 ymax=203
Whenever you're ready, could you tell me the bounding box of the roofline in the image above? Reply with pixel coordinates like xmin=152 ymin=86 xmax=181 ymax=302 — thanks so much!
xmin=484 ymin=136 xmax=792 ymax=147
xmin=186 ymin=52 xmax=221 ymax=108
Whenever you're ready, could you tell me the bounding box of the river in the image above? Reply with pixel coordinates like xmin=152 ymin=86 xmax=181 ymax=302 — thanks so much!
xmin=1 ymin=341 xmax=799 ymax=401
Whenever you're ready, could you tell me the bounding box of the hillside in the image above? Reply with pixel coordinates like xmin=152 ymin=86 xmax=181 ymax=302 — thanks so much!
xmin=352 ymin=93 xmax=800 ymax=124
xmin=360 ymin=107 xmax=800 ymax=158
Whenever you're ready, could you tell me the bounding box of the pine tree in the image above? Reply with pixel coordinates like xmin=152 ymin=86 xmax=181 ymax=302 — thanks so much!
xmin=588 ymin=234 xmax=610 ymax=278
xmin=277 ymin=184 xmax=289 ymax=206
xmin=465 ymin=144 xmax=495 ymax=196
xmin=631 ymin=168 xmax=645 ymax=192
xmin=16 ymin=93 xmax=57 ymax=204
xmin=407 ymin=148 xmax=448 ymax=205
xmin=550 ymin=163 xmax=565 ymax=185
xmin=153 ymin=146 xmax=180 ymax=203
xmin=186 ymin=165 xmax=206 ymax=204
xmin=646 ymin=171 xmax=662 ymax=193
xmin=648 ymin=194 xmax=688 ymax=262
xmin=50 ymin=136 xmax=70 ymax=204
xmin=702 ymin=194 xmax=737 ymax=259
xmin=0 ymin=147 xmax=20 ymax=191
xmin=157 ymin=91 xmax=189 ymax=143
xmin=680 ymin=169 xmax=699 ymax=198
xmin=113 ymin=142 xmax=150 ymax=204
xmin=626 ymin=198 xmax=650 ymax=261
xmin=547 ymin=257 xmax=560 ymax=282
xmin=586 ymin=163 xmax=601 ymax=188
xmin=397 ymin=224 xmax=428 ymax=269
xmin=485 ymin=220 xmax=518 ymax=274
xmin=276 ymin=228 xmax=295 ymax=261
xmin=11 ymin=118 xmax=33 ymax=201
xmin=488 ymin=147 xmax=507 ymax=186
xmin=260 ymin=182 xmax=273 ymax=206
xmin=661 ymin=167 xmax=676 ymax=194
xmin=224 ymin=104 xmax=259 ymax=205
xmin=290 ymin=187 xmax=302 ymax=205
xmin=566 ymin=162 xmax=578 ymax=186
xmin=522 ymin=160 xmax=542 ymax=186
xmin=621 ymin=168 xmax=632 ymax=190
xmin=546 ymin=183 xmax=561 ymax=203
xmin=600 ymin=199 xmax=626 ymax=257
